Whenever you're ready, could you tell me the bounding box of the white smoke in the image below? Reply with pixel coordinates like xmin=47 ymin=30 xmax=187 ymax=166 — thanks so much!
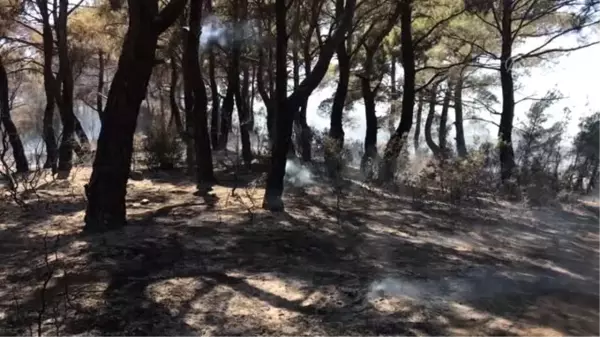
xmin=199 ymin=16 xmax=260 ymax=49
xmin=285 ymin=159 xmax=314 ymax=187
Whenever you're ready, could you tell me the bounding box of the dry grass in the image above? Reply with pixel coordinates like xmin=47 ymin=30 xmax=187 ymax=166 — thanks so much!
xmin=0 ymin=166 xmax=598 ymax=336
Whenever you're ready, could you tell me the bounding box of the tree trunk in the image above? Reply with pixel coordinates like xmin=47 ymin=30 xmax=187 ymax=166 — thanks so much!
xmin=329 ymin=33 xmax=350 ymax=150
xmin=208 ymin=48 xmax=220 ymax=149
xmin=37 ymin=0 xmax=58 ymax=172
xmin=498 ymin=0 xmax=516 ymax=182
xmin=587 ymin=158 xmax=599 ymax=194
xmin=55 ymin=0 xmax=77 ymax=178
xmin=380 ymin=0 xmax=415 ymax=181
xmin=425 ymin=84 xmax=441 ymax=157
xmin=413 ymin=93 xmax=423 ymax=153
xmin=97 ymin=50 xmax=105 ymax=120
xmin=184 ymin=0 xmax=215 ymax=188
xmin=389 ymin=54 xmax=398 ymax=136
xmin=168 ymin=54 xmax=185 ymax=136
xmin=360 ymin=55 xmax=378 ymax=180
xmin=257 ymin=47 xmax=274 ymax=142
xmin=438 ymin=82 xmax=451 ymax=156
xmin=296 ymin=32 xmax=313 ymax=162
xmin=0 ymin=56 xmax=28 ymax=173
xmin=218 ymin=68 xmax=235 ymax=150
xmin=84 ymin=0 xmax=186 ymax=232
xmin=232 ymin=0 xmax=253 ymax=166
xmin=454 ymin=72 xmax=467 ymax=157
xmin=263 ymin=0 xmax=356 ymax=211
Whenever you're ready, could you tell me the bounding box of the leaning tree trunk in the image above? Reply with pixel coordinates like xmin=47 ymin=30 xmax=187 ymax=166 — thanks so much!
xmin=184 ymin=0 xmax=215 ymax=189
xmin=454 ymin=73 xmax=467 ymax=157
xmin=380 ymin=0 xmax=415 ymax=181
xmin=0 ymin=56 xmax=28 ymax=173
xmin=84 ymin=0 xmax=186 ymax=232
xmin=263 ymin=0 xmax=356 ymax=211
xmin=498 ymin=0 xmax=516 ymax=183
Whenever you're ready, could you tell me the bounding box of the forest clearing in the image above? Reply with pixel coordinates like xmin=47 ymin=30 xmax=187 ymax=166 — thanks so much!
xmin=1 ymin=161 xmax=598 ymax=335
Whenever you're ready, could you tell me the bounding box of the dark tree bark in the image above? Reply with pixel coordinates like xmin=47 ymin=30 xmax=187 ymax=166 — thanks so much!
xmin=328 ymin=31 xmax=350 ymax=150
xmin=358 ymin=4 xmax=401 ymax=178
xmin=208 ymin=48 xmax=220 ymax=149
xmin=37 ymin=0 xmax=58 ymax=172
xmin=184 ymin=0 xmax=215 ymax=188
xmin=218 ymin=68 xmax=235 ymax=150
xmin=295 ymin=20 xmax=314 ymax=162
xmin=84 ymin=0 xmax=187 ymax=232
xmin=257 ymin=47 xmax=275 ymax=142
xmin=168 ymin=54 xmax=185 ymax=136
xmin=438 ymin=82 xmax=452 ymax=155
xmin=413 ymin=94 xmax=423 ymax=153
xmin=389 ymin=54 xmax=398 ymax=136
xmin=587 ymin=158 xmax=599 ymax=194
xmin=453 ymin=72 xmax=467 ymax=157
xmin=0 ymin=56 xmax=28 ymax=173
xmin=424 ymin=83 xmax=441 ymax=158
xmin=233 ymin=0 xmax=253 ymax=166
xmin=380 ymin=0 xmax=415 ymax=181
xmin=55 ymin=0 xmax=77 ymax=178
xmin=206 ymin=0 xmax=220 ymax=149
xmin=263 ymin=0 xmax=356 ymax=211
xmin=498 ymin=0 xmax=516 ymax=182
xmin=97 ymin=50 xmax=105 ymax=120
xmin=183 ymin=29 xmax=196 ymax=172
xmin=359 ymin=54 xmax=378 ymax=180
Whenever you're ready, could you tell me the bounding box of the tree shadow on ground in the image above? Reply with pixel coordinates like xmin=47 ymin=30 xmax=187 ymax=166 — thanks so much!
xmin=1 ymin=176 xmax=598 ymax=336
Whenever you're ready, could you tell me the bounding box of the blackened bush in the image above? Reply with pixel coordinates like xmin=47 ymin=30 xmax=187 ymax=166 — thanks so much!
xmin=142 ymin=122 xmax=183 ymax=170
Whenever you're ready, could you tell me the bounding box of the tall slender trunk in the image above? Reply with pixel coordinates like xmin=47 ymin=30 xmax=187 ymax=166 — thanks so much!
xmin=183 ymin=29 xmax=196 ymax=172
xmin=232 ymin=0 xmax=253 ymax=166
xmin=499 ymin=0 xmax=515 ymax=182
xmin=55 ymin=0 xmax=77 ymax=178
xmin=208 ymin=48 xmax=220 ymax=149
xmin=169 ymin=54 xmax=185 ymax=136
xmin=84 ymin=0 xmax=186 ymax=232
xmin=185 ymin=0 xmax=215 ymax=187
xmin=37 ymin=0 xmax=58 ymax=172
xmin=257 ymin=47 xmax=274 ymax=142
xmin=0 ymin=56 xmax=28 ymax=172
xmin=360 ymin=51 xmax=378 ymax=179
xmin=438 ymin=82 xmax=451 ymax=156
xmin=296 ymin=28 xmax=314 ymax=162
xmin=381 ymin=0 xmax=415 ymax=181
xmin=425 ymin=84 xmax=441 ymax=157
xmin=587 ymin=158 xmax=599 ymax=194
xmin=263 ymin=0 xmax=356 ymax=210
xmin=454 ymin=72 xmax=467 ymax=157
xmin=218 ymin=67 xmax=235 ymax=150
xmin=97 ymin=50 xmax=105 ymax=120
xmin=389 ymin=54 xmax=398 ymax=136
xmin=413 ymin=94 xmax=423 ymax=153
xmin=329 ymin=32 xmax=349 ymax=149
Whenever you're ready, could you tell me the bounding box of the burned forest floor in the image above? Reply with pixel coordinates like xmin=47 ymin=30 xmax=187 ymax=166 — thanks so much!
xmin=0 ymin=162 xmax=599 ymax=336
